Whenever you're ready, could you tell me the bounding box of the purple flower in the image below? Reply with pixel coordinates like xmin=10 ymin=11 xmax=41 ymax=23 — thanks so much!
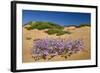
xmin=31 ymin=38 xmax=84 ymax=57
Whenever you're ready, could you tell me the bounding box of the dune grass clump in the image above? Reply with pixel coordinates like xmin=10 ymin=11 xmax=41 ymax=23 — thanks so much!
xmin=26 ymin=37 xmax=32 ymax=40
xmin=25 ymin=26 xmax=33 ymax=30
xmin=56 ymin=31 xmax=71 ymax=36
xmin=45 ymin=28 xmax=71 ymax=36
xmin=45 ymin=29 xmax=60 ymax=35
xmin=76 ymin=24 xmax=90 ymax=28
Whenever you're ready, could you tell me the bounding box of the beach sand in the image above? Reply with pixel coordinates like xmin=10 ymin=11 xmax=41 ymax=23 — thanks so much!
xmin=22 ymin=26 xmax=91 ymax=63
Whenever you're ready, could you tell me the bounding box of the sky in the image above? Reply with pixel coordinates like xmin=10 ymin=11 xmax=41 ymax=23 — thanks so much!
xmin=22 ymin=10 xmax=91 ymax=26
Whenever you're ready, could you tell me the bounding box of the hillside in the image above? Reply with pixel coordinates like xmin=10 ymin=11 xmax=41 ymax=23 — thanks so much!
xmin=24 ymin=21 xmax=71 ymax=36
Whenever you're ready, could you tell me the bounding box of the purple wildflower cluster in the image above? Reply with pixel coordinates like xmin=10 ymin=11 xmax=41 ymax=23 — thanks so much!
xmin=31 ymin=39 xmax=84 ymax=61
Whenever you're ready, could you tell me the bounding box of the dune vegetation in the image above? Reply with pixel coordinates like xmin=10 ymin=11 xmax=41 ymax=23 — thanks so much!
xmin=24 ymin=21 xmax=72 ymax=36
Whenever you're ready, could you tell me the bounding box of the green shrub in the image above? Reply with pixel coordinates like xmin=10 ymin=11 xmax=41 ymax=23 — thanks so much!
xmin=45 ymin=28 xmax=71 ymax=35
xmin=24 ymin=26 xmax=33 ymax=30
xmin=45 ymin=29 xmax=60 ymax=35
xmin=56 ymin=31 xmax=71 ymax=36
xmin=24 ymin=21 xmax=63 ymax=30
xmin=31 ymin=23 xmax=52 ymax=30
xmin=76 ymin=24 xmax=90 ymax=28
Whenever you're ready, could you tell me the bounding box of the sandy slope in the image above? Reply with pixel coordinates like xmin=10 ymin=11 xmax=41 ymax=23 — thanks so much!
xmin=22 ymin=26 xmax=91 ymax=63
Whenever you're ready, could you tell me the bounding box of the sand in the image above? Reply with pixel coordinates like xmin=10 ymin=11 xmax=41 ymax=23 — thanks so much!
xmin=22 ymin=26 xmax=91 ymax=63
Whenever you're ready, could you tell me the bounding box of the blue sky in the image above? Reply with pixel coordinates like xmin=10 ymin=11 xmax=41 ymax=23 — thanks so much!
xmin=22 ymin=10 xmax=91 ymax=26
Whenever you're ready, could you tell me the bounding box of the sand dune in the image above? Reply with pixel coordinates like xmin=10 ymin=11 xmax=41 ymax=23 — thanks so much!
xmin=22 ymin=26 xmax=91 ymax=63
